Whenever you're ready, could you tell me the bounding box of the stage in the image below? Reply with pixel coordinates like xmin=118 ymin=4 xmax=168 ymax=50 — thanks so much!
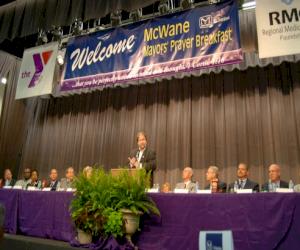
xmin=1 ymin=189 xmax=300 ymax=249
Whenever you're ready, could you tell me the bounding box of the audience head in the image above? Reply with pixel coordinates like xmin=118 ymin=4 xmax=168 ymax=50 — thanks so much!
xmin=136 ymin=131 xmax=147 ymax=150
xmin=3 ymin=169 xmax=12 ymax=181
xmin=49 ymin=168 xmax=58 ymax=181
xmin=83 ymin=166 xmax=93 ymax=179
xmin=206 ymin=166 xmax=219 ymax=182
xmin=269 ymin=164 xmax=281 ymax=182
xmin=23 ymin=168 xmax=31 ymax=180
xmin=182 ymin=167 xmax=193 ymax=182
xmin=66 ymin=167 xmax=75 ymax=181
xmin=162 ymin=182 xmax=171 ymax=193
xmin=237 ymin=163 xmax=249 ymax=180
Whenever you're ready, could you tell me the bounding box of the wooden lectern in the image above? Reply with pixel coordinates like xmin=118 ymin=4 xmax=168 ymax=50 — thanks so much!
xmin=111 ymin=168 xmax=140 ymax=177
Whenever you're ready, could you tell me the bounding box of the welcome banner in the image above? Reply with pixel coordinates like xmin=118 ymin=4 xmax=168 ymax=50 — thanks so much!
xmin=60 ymin=0 xmax=242 ymax=92
xmin=16 ymin=42 xmax=58 ymax=99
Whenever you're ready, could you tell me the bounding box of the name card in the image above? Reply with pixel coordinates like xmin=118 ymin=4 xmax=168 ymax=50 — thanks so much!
xmin=12 ymin=185 xmax=23 ymax=190
xmin=196 ymin=190 xmax=212 ymax=194
xmin=146 ymin=188 xmax=159 ymax=193
xmin=174 ymin=188 xmax=189 ymax=194
xmin=275 ymin=188 xmax=294 ymax=193
xmin=27 ymin=186 xmax=37 ymax=191
xmin=3 ymin=186 xmax=12 ymax=189
xmin=66 ymin=188 xmax=76 ymax=192
xmin=236 ymin=189 xmax=252 ymax=194
xmin=42 ymin=187 xmax=51 ymax=192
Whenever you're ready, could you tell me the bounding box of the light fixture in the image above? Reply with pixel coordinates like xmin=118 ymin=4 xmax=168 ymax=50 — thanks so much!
xmin=36 ymin=29 xmax=48 ymax=46
xmin=1 ymin=77 xmax=7 ymax=85
xmin=242 ymin=0 xmax=256 ymax=10
xmin=71 ymin=19 xmax=83 ymax=36
xmin=158 ymin=0 xmax=170 ymax=15
xmin=51 ymin=26 xmax=63 ymax=42
xmin=130 ymin=9 xmax=142 ymax=22
xmin=208 ymin=0 xmax=221 ymax=4
xmin=181 ymin=0 xmax=194 ymax=10
xmin=110 ymin=10 xmax=122 ymax=27
xmin=56 ymin=49 xmax=66 ymax=66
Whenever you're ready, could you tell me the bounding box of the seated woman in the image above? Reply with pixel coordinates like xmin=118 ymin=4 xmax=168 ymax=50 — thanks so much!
xmin=26 ymin=169 xmax=42 ymax=190
xmin=0 ymin=169 xmax=16 ymax=188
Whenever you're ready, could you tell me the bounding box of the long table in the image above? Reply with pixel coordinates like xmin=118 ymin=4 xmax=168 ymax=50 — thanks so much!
xmin=0 ymin=189 xmax=300 ymax=250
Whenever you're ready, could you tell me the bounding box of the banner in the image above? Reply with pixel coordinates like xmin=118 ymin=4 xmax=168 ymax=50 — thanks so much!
xmin=256 ymin=0 xmax=300 ymax=58
xmin=61 ymin=0 xmax=242 ymax=92
xmin=16 ymin=42 xmax=58 ymax=99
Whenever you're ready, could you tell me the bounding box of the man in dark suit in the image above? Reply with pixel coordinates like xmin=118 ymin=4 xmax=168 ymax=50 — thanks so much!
xmin=128 ymin=131 xmax=156 ymax=186
xmin=261 ymin=164 xmax=288 ymax=192
xmin=204 ymin=166 xmax=227 ymax=193
xmin=228 ymin=163 xmax=259 ymax=192
xmin=47 ymin=168 xmax=60 ymax=191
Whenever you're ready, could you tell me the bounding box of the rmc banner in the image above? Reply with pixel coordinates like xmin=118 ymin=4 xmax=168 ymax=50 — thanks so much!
xmin=256 ymin=0 xmax=300 ymax=58
xmin=60 ymin=0 xmax=242 ymax=92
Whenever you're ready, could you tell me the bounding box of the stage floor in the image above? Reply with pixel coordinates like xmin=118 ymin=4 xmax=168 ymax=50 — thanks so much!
xmin=0 ymin=234 xmax=86 ymax=250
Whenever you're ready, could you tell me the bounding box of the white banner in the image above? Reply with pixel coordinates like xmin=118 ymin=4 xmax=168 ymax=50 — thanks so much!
xmin=256 ymin=0 xmax=300 ymax=58
xmin=15 ymin=42 xmax=58 ymax=99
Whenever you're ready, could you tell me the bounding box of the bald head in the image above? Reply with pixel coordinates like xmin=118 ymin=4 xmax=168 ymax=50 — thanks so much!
xmin=269 ymin=164 xmax=281 ymax=182
xmin=182 ymin=167 xmax=193 ymax=182
xmin=206 ymin=166 xmax=219 ymax=181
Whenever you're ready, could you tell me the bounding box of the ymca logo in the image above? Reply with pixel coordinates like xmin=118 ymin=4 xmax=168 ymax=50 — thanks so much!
xmin=28 ymin=50 xmax=53 ymax=88
xmin=281 ymin=0 xmax=293 ymax=5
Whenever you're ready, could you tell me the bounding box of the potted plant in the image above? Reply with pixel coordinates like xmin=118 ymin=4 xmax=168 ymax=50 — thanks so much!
xmin=70 ymin=167 xmax=160 ymax=246
xmin=110 ymin=169 xmax=160 ymax=245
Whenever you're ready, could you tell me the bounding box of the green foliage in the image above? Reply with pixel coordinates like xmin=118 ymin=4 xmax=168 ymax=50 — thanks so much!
xmin=70 ymin=167 xmax=160 ymax=238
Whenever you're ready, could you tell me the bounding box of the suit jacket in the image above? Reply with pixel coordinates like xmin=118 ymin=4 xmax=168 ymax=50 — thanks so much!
xmin=15 ymin=179 xmax=31 ymax=189
xmin=205 ymin=181 xmax=227 ymax=193
xmin=60 ymin=178 xmax=75 ymax=190
xmin=175 ymin=182 xmax=196 ymax=193
xmin=261 ymin=180 xmax=289 ymax=192
xmin=0 ymin=179 xmax=16 ymax=188
xmin=228 ymin=179 xmax=259 ymax=192
xmin=130 ymin=147 xmax=156 ymax=186
xmin=129 ymin=147 xmax=156 ymax=172
xmin=48 ymin=180 xmax=60 ymax=191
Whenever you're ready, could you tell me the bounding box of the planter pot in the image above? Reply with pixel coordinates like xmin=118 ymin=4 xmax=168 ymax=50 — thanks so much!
xmin=77 ymin=229 xmax=92 ymax=245
xmin=121 ymin=209 xmax=143 ymax=246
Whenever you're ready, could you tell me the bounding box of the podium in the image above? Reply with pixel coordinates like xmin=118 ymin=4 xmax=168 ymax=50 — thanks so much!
xmin=111 ymin=168 xmax=140 ymax=177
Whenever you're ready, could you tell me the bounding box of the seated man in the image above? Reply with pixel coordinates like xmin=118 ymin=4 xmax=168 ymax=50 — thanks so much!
xmin=60 ymin=167 xmax=75 ymax=190
xmin=175 ymin=167 xmax=196 ymax=193
xmin=261 ymin=164 xmax=288 ymax=192
xmin=0 ymin=169 xmax=16 ymax=187
xmin=228 ymin=163 xmax=259 ymax=192
xmin=26 ymin=169 xmax=42 ymax=189
xmin=205 ymin=166 xmax=227 ymax=193
xmin=15 ymin=168 xmax=31 ymax=189
xmin=47 ymin=168 xmax=60 ymax=191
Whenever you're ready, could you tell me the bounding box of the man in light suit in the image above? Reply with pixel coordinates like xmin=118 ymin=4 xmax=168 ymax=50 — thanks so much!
xmin=60 ymin=167 xmax=75 ymax=190
xmin=228 ymin=163 xmax=259 ymax=192
xmin=15 ymin=168 xmax=31 ymax=189
xmin=175 ymin=167 xmax=196 ymax=193
xmin=261 ymin=164 xmax=288 ymax=192
xmin=205 ymin=166 xmax=227 ymax=193
xmin=128 ymin=131 xmax=156 ymax=186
